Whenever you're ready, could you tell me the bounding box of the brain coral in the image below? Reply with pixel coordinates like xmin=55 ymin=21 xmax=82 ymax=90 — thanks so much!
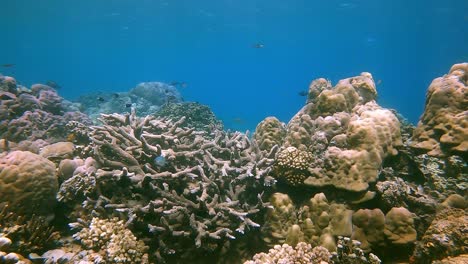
xmin=411 ymin=63 xmax=468 ymax=157
xmin=280 ymin=73 xmax=402 ymax=192
xmin=273 ymin=146 xmax=314 ymax=186
xmin=0 ymin=151 xmax=58 ymax=216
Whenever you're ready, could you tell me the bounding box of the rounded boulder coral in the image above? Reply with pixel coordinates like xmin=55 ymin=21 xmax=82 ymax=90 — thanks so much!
xmin=0 ymin=151 xmax=58 ymax=216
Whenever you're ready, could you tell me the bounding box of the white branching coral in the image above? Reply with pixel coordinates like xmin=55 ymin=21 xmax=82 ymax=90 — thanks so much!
xmin=72 ymin=217 xmax=148 ymax=263
xmin=244 ymin=242 xmax=331 ymax=264
xmin=77 ymin=109 xmax=278 ymax=261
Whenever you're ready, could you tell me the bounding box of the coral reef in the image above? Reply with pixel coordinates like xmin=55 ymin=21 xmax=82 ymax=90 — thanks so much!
xmin=0 ymin=151 xmax=58 ymax=216
xmin=383 ymin=207 xmax=417 ymax=245
xmin=155 ymin=102 xmax=224 ymax=134
xmin=351 ymin=209 xmax=385 ymax=253
xmin=71 ymin=217 xmax=148 ymax=263
xmin=77 ymin=81 xmax=183 ymax=120
xmin=244 ymin=238 xmax=381 ymax=264
xmin=39 ymin=141 xmax=75 ymax=162
xmin=277 ymin=73 xmax=402 ymax=192
xmin=272 ymin=146 xmax=314 ymax=186
xmin=331 ymin=236 xmax=381 ymax=264
xmin=411 ymin=208 xmax=467 ymax=263
xmin=0 ymin=206 xmax=58 ymax=257
xmin=253 ymin=117 xmax=286 ymax=152
xmin=262 ymin=192 xmax=354 ymax=251
xmin=244 ymin=242 xmax=331 ymax=264
xmin=56 ymin=157 xmax=97 ymax=203
xmin=262 ymin=192 xmax=423 ymax=260
xmin=411 ymin=63 xmax=468 ymax=157
xmin=60 ymin=109 xmax=278 ymax=262
xmin=1 ymin=65 xmax=465 ymax=263
xmin=0 ymin=76 xmax=92 ymax=144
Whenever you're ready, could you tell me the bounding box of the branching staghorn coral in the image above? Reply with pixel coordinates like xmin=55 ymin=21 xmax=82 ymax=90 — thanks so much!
xmin=76 ymin=109 xmax=278 ymax=262
xmin=0 ymin=205 xmax=59 ymax=256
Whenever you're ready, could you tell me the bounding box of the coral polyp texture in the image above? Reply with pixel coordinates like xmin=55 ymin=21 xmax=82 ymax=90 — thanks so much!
xmin=272 ymin=146 xmax=314 ymax=185
xmin=277 ymin=72 xmax=402 ymax=192
xmin=72 ymin=217 xmax=148 ymax=263
xmin=0 ymin=151 xmax=58 ymax=216
xmin=244 ymin=242 xmax=331 ymax=264
xmin=411 ymin=63 xmax=468 ymax=157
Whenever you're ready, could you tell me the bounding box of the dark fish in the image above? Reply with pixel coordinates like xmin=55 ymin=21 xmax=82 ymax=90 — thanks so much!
xmin=97 ymin=97 xmax=105 ymax=102
xmin=2 ymin=64 xmax=15 ymax=68
xmin=298 ymin=90 xmax=308 ymax=97
xmin=125 ymin=103 xmax=132 ymax=108
xmin=45 ymin=80 xmax=61 ymax=89
xmin=253 ymin=43 xmax=264 ymax=49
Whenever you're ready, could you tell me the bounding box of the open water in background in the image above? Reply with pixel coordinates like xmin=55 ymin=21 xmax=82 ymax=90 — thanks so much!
xmin=1 ymin=0 xmax=467 ymax=131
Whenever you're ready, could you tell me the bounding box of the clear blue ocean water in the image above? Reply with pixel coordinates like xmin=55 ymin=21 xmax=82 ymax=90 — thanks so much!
xmin=2 ymin=0 xmax=467 ymax=131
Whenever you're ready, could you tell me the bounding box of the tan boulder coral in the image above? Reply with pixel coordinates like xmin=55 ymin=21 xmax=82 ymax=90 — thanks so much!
xmin=39 ymin=141 xmax=75 ymax=162
xmin=261 ymin=193 xmax=298 ymax=247
xmin=253 ymin=116 xmax=286 ymax=152
xmin=278 ymin=73 xmax=402 ymax=192
xmin=262 ymin=192 xmax=353 ymax=252
xmin=351 ymin=209 xmax=386 ymax=253
xmin=411 ymin=63 xmax=468 ymax=157
xmin=384 ymin=207 xmax=417 ymax=245
xmin=0 ymin=151 xmax=58 ymax=216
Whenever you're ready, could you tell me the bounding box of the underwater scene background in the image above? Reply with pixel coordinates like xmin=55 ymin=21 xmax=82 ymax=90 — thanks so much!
xmin=0 ymin=1 xmax=467 ymax=264
xmin=2 ymin=0 xmax=467 ymax=131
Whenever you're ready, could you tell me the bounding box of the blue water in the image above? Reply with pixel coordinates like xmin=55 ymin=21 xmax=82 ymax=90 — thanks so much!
xmin=2 ymin=0 xmax=467 ymax=131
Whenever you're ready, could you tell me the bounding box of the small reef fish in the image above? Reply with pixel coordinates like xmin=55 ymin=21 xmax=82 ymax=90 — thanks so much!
xmin=45 ymin=80 xmax=61 ymax=89
xmin=97 ymin=96 xmax=105 ymax=102
xmin=298 ymin=90 xmax=308 ymax=96
xmin=253 ymin=43 xmax=264 ymax=49
xmin=154 ymin=155 xmax=166 ymax=167
xmin=125 ymin=103 xmax=132 ymax=108
xmin=2 ymin=64 xmax=15 ymax=68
